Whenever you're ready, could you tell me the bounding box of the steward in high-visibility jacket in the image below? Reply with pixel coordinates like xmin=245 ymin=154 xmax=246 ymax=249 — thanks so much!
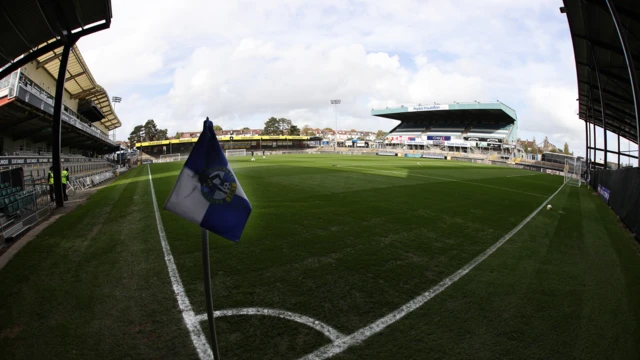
xmin=61 ymin=168 xmax=69 ymax=201
xmin=48 ymin=167 xmax=55 ymax=202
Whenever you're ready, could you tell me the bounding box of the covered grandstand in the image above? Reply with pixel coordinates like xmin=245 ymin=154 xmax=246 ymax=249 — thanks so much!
xmin=373 ymin=102 xmax=519 ymax=157
xmin=136 ymin=135 xmax=323 ymax=160
xmin=0 ymin=0 xmax=118 ymax=242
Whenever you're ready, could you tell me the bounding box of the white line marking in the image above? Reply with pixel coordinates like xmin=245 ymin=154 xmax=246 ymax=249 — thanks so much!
xmin=338 ymin=166 xmax=548 ymax=198
xmin=194 ymin=308 xmax=346 ymax=342
xmin=298 ymin=182 xmax=567 ymax=360
xmin=148 ymin=165 xmax=214 ymax=360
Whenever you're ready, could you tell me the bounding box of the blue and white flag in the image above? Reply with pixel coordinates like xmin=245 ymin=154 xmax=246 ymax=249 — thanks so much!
xmin=164 ymin=118 xmax=252 ymax=242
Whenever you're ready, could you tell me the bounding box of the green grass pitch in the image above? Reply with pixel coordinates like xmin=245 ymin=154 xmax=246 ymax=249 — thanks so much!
xmin=1 ymin=154 xmax=639 ymax=359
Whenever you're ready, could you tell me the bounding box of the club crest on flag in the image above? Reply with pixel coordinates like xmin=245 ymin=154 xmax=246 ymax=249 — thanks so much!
xmin=199 ymin=167 xmax=238 ymax=204
xmin=164 ymin=117 xmax=252 ymax=242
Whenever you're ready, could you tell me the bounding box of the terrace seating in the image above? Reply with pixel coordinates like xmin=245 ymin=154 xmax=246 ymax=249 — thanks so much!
xmin=425 ymin=124 xmax=465 ymax=137
xmin=0 ymin=183 xmax=31 ymax=216
xmin=465 ymin=124 xmax=511 ymax=139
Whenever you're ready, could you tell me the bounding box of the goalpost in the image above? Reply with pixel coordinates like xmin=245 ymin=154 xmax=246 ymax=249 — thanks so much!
xmin=159 ymin=154 xmax=182 ymax=163
xmin=564 ymin=158 xmax=582 ymax=187
xmin=225 ymin=149 xmax=247 ymax=157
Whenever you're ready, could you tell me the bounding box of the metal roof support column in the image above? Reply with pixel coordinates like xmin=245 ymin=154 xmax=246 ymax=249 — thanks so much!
xmin=618 ymin=134 xmax=621 ymax=168
xmin=585 ymin=120 xmax=590 ymax=169
xmin=591 ymin=44 xmax=608 ymax=169
xmin=606 ymin=0 xmax=640 ymax=166
xmin=52 ymin=38 xmax=77 ymax=208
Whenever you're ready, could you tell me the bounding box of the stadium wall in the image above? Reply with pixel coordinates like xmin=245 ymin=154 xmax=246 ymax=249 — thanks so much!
xmin=589 ymin=168 xmax=640 ymax=239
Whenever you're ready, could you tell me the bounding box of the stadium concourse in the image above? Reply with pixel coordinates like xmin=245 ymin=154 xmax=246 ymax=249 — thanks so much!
xmin=0 ymin=2 xmax=121 ymax=246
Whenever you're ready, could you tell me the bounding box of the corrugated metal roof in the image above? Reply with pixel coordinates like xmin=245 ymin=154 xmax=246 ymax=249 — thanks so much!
xmin=36 ymin=43 xmax=121 ymax=130
xmin=563 ymin=0 xmax=639 ymax=145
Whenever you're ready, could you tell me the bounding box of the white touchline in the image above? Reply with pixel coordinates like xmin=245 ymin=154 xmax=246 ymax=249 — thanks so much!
xmin=148 ymin=165 xmax=214 ymax=360
xmin=194 ymin=308 xmax=345 ymax=342
xmin=338 ymin=166 xmax=548 ymax=198
xmin=298 ymin=182 xmax=567 ymax=360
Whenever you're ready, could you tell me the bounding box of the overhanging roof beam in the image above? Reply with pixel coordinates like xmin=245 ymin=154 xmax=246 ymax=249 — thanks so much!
xmin=579 ymin=80 xmax=634 ymax=104
xmin=71 ymin=88 xmax=102 ymax=99
xmin=0 ymin=44 xmax=12 ymax=62
xmin=573 ymin=34 xmax=629 ymax=58
xmin=0 ymin=41 xmax=61 ymax=81
xmin=65 ymin=71 xmax=86 ymax=82
xmin=581 ymin=0 xmax=640 ymax=26
xmin=605 ymin=0 xmax=640 ymax=166
xmin=0 ymin=2 xmax=35 ymax=48
xmin=580 ymin=113 xmax=636 ymax=140
xmin=37 ymin=52 xmax=63 ymax=68
xmin=34 ymin=0 xmax=59 ymax=38
xmin=576 ymin=60 xmax=631 ymax=86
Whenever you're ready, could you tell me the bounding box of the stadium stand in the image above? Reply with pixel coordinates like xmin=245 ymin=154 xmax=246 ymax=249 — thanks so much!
xmin=425 ymin=124 xmax=466 ymax=137
xmin=465 ymin=124 xmax=513 ymax=141
xmin=0 ymin=2 xmax=119 ymax=242
xmin=373 ymin=102 xmax=520 ymax=158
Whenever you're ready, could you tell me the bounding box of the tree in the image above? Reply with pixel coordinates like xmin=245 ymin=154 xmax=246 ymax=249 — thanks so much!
xmin=301 ymin=124 xmax=313 ymax=136
xmin=376 ymin=130 xmax=387 ymax=139
xmin=128 ymin=125 xmax=144 ymax=148
xmin=350 ymin=128 xmax=357 ymax=133
xmin=175 ymin=131 xmax=182 ymax=139
xmin=289 ymin=124 xmax=301 ymax=136
xmin=214 ymin=125 xmax=223 ymax=132
xmin=263 ymin=117 xmax=293 ymax=135
xmin=143 ymin=119 xmax=159 ymax=141
xmin=563 ymin=142 xmax=570 ymax=154
xmin=263 ymin=117 xmax=280 ymax=135
xmin=322 ymin=127 xmax=333 ymax=132
xmin=242 ymin=127 xmax=250 ymax=130
xmin=157 ymin=129 xmax=168 ymax=140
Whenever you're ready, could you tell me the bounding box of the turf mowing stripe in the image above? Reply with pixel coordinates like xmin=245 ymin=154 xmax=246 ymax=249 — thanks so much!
xmin=298 ymin=182 xmax=567 ymax=360
xmin=193 ymin=308 xmax=346 ymax=342
xmin=147 ymin=165 xmax=214 ymax=360
xmin=338 ymin=166 xmax=548 ymax=198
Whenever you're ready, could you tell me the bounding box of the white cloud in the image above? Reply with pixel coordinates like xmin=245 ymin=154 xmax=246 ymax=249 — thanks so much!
xmin=76 ymin=0 xmax=590 ymax=152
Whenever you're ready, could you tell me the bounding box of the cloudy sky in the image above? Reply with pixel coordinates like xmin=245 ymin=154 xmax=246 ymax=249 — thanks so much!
xmin=76 ymin=0 xmax=635 ymax=160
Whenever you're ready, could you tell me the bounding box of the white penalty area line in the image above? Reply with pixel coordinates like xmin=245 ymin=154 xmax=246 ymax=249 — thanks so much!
xmin=338 ymin=165 xmax=548 ymax=198
xmin=298 ymin=181 xmax=567 ymax=360
xmin=147 ymin=165 xmax=214 ymax=360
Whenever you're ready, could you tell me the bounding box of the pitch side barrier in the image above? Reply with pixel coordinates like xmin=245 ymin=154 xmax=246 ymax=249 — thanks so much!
xmin=589 ymin=168 xmax=640 ymax=240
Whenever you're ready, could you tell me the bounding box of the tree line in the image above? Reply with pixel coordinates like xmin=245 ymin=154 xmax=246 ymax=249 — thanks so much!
xmin=128 ymin=117 xmax=388 ymax=146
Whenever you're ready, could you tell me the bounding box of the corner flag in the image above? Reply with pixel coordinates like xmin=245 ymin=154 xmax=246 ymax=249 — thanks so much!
xmin=164 ymin=118 xmax=252 ymax=242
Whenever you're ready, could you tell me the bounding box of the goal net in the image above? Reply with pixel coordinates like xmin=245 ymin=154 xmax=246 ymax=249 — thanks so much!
xmin=158 ymin=154 xmax=181 ymax=163
xmin=225 ymin=149 xmax=247 ymax=157
xmin=564 ymin=158 xmax=582 ymax=187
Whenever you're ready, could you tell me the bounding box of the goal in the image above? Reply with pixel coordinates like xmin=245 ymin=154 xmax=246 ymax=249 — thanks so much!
xmin=564 ymin=158 xmax=582 ymax=187
xmin=159 ymin=154 xmax=181 ymax=163
xmin=225 ymin=149 xmax=247 ymax=157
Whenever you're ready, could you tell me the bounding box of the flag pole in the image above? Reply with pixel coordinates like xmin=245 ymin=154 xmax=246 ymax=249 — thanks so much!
xmin=201 ymin=228 xmax=222 ymax=359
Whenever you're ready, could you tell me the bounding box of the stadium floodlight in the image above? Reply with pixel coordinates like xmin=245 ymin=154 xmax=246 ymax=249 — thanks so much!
xmin=330 ymin=100 xmax=341 ymax=150
xmin=111 ymin=96 xmax=122 ymax=143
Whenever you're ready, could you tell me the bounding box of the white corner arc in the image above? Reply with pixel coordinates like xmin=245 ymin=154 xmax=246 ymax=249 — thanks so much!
xmin=194 ymin=308 xmax=345 ymax=342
